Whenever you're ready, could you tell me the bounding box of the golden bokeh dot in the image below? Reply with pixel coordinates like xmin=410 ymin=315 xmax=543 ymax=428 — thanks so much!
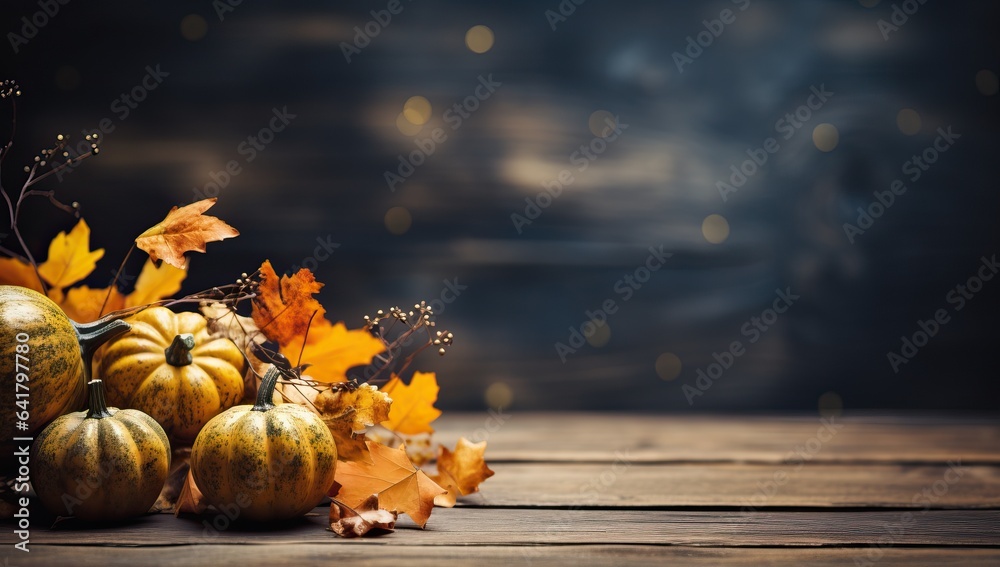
xmin=818 ymin=391 xmax=844 ymax=418
xmin=54 ymin=66 xmax=81 ymax=91
xmin=384 ymin=206 xmax=412 ymax=235
xmin=586 ymin=321 xmax=611 ymax=348
xmin=180 ymin=14 xmax=208 ymax=41
xmin=655 ymin=352 xmax=682 ymax=381
xmin=588 ymin=110 xmax=618 ymax=138
xmin=396 ymin=112 xmax=423 ymax=136
xmin=896 ymin=108 xmax=922 ymax=135
xmin=858 ymin=0 xmax=880 ymax=7
xmin=812 ymin=123 xmax=839 ymax=152
xmin=465 ymin=25 xmax=494 ymax=54
xmin=484 ymin=381 xmax=513 ymax=409
xmin=701 ymin=214 xmax=730 ymax=244
xmin=976 ymin=69 xmax=999 ymax=96
xmin=402 ymin=96 xmax=432 ymax=125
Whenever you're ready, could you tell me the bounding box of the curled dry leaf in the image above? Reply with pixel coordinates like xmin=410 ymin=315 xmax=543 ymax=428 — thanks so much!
xmin=381 ymin=372 xmax=442 ymax=435
xmin=135 ymin=197 xmax=239 ymax=269
xmin=331 ymin=440 xmax=445 ymax=528
xmin=315 ymin=384 xmax=391 ymax=462
xmin=329 ymin=494 xmax=397 ymax=538
xmin=201 ymin=301 xmax=264 ymax=352
xmin=431 ymin=437 xmax=495 ymax=508
xmin=174 ymin=468 xmax=208 ymax=516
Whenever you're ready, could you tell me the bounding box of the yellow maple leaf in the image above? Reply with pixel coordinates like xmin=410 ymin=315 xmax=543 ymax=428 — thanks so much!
xmin=52 ymin=285 xmax=124 ymax=323
xmin=125 ymin=258 xmax=186 ymax=307
xmin=331 ymin=440 xmax=445 ymax=528
xmin=280 ymin=321 xmax=385 ymax=383
xmin=381 ymin=372 xmax=442 ymax=435
xmin=431 ymin=437 xmax=495 ymax=507
xmin=0 ymin=257 xmax=44 ymax=291
xmin=37 ymin=218 xmax=104 ymax=289
xmin=315 ymin=384 xmax=392 ymax=462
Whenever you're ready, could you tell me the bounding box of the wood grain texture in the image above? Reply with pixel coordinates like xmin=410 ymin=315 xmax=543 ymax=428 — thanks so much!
xmin=9 ymin=545 xmax=1000 ymax=567
xmin=469 ymin=462 xmax=1000 ymax=508
xmin=4 ymin=413 xmax=999 ymax=566
xmin=5 ymin=508 xmax=999 ymax=547
xmin=432 ymin=413 xmax=1000 ymax=464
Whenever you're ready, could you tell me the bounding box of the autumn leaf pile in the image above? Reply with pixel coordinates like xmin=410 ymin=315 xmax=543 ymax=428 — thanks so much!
xmin=1 ymin=121 xmax=493 ymax=536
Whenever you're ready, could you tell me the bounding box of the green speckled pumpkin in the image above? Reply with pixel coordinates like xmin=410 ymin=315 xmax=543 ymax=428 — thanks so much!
xmin=0 ymin=285 xmax=130 ymax=444
xmin=96 ymin=306 xmax=245 ymax=442
xmin=191 ymin=366 xmax=337 ymax=521
xmin=32 ymin=378 xmax=170 ymax=521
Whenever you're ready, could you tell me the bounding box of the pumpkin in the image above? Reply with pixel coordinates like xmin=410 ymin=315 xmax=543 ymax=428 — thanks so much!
xmin=191 ymin=366 xmax=337 ymax=521
xmin=96 ymin=306 xmax=245 ymax=442
xmin=0 ymin=285 xmax=131 ymax=444
xmin=32 ymin=379 xmax=171 ymax=521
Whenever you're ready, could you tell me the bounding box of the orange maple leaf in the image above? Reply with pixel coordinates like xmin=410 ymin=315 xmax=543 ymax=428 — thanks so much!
xmin=50 ymin=285 xmax=125 ymax=323
xmin=431 ymin=437 xmax=495 ymax=507
xmin=280 ymin=321 xmax=385 ymax=383
xmin=381 ymin=372 xmax=442 ymax=435
xmin=135 ymin=198 xmax=238 ymax=269
xmin=0 ymin=257 xmax=44 ymax=291
xmin=251 ymin=259 xmax=326 ymax=345
xmin=37 ymin=218 xmax=104 ymax=289
xmin=331 ymin=440 xmax=445 ymax=528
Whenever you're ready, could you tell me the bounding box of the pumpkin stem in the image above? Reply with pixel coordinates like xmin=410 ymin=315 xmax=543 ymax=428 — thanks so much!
xmin=253 ymin=366 xmax=280 ymax=412
xmin=75 ymin=318 xmax=131 ymax=379
xmin=164 ymin=334 xmax=196 ymax=366
xmin=85 ymin=379 xmax=115 ymax=419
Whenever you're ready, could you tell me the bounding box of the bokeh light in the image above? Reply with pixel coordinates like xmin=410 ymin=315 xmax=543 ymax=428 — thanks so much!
xmin=588 ymin=110 xmax=618 ymax=138
xmin=465 ymin=25 xmax=494 ymax=53
xmin=818 ymin=391 xmax=844 ymax=418
xmin=702 ymin=214 xmax=730 ymax=244
xmin=384 ymin=206 xmax=412 ymax=235
xmin=812 ymin=123 xmax=839 ymax=152
xmin=484 ymin=381 xmax=513 ymax=409
xmin=896 ymin=108 xmax=921 ymax=135
xmin=180 ymin=14 xmax=208 ymax=41
xmin=403 ymin=96 xmax=432 ymax=125
xmin=586 ymin=321 xmax=611 ymax=348
xmin=655 ymin=353 xmax=682 ymax=381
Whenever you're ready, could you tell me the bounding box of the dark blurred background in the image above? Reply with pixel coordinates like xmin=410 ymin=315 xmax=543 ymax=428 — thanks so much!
xmin=3 ymin=1 xmax=998 ymax=413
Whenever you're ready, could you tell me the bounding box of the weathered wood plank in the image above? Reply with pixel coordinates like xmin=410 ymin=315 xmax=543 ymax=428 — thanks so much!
xmin=466 ymin=462 xmax=1000 ymax=508
xmin=6 ymin=508 xmax=999 ymax=547
xmin=8 ymin=544 xmax=1000 ymax=567
xmin=432 ymin=413 xmax=1000 ymax=464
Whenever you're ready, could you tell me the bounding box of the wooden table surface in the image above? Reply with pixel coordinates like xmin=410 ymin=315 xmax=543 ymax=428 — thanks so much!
xmin=4 ymin=412 xmax=1000 ymax=566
